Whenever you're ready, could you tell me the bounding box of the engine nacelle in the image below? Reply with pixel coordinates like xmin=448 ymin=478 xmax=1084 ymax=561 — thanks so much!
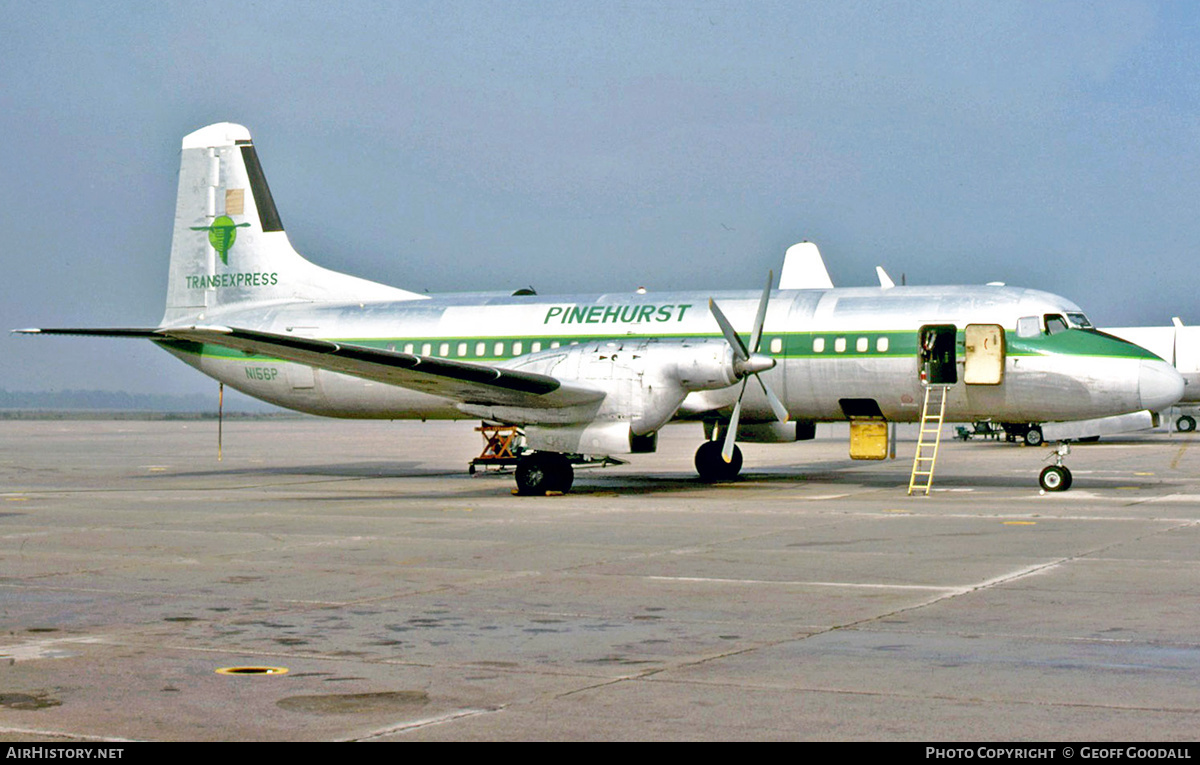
xmin=489 ymin=339 xmax=750 ymax=444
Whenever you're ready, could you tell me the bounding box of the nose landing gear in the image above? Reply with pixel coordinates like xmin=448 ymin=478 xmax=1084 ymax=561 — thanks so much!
xmin=1038 ymin=443 xmax=1073 ymax=492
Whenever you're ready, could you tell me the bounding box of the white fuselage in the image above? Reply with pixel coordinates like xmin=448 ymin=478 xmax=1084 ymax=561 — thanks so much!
xmin=159 ymin=283 xmax=1180 ymax=431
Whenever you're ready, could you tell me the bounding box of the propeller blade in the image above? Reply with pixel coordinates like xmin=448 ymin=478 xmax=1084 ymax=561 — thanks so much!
xmin=708 ymin=299 xmax=749 ymax=362
xmin=722 ymin=382 xmax=746 ymax=463
xmin=749 ymin=270 xmax=773 ymax=354
xmin=757 ymin=375 xmax=790 ymax=424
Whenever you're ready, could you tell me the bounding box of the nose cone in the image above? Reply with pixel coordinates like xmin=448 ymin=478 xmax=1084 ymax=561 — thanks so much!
xmin=1139 ymin=360 xmax=1186 ymax=411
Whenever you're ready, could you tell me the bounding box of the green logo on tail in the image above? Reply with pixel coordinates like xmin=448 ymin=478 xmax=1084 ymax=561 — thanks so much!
xmin=191 ymin=215 xmax=251 ymax=265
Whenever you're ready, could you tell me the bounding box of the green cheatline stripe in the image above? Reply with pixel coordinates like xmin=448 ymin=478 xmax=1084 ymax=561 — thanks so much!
xmin=156 ymin=327 xmax=1160 ymax=364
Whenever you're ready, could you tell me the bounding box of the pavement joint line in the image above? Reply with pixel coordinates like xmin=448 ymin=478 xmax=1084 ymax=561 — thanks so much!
xmin=342 ymin=707 xmax=505 ymax=740
xmin=0 ymin=726 xmax=141 ymax=742
xmin=643 ymin=575 xmax=956 ymax=591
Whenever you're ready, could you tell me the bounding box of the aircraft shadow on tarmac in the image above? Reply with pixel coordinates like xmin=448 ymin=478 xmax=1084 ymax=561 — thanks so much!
xmin=133 ymin=450 xmax=1178 ymax=497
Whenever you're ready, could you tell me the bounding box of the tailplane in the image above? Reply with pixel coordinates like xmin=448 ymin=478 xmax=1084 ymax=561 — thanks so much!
xmin=162 ymin=123 xmax=425 ymax=325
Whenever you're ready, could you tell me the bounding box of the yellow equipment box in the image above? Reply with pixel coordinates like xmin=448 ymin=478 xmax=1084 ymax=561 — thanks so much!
xmin=850 ymin=420 xmax=889 ymax=460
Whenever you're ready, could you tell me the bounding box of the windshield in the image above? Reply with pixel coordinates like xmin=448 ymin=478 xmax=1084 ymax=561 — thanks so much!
xmin=1065 ymin=312 xmax=1093 ymax=329
xmin=1045 ymin=314 xmax=1069 ymax=335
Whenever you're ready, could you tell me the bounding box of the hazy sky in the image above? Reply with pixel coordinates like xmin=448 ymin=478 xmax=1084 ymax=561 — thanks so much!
xmin=4 ymin=1 xmax=1198 ymax=397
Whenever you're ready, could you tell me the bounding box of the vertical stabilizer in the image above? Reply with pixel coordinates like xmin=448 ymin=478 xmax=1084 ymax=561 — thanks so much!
xmin=778 ymin=241 xmax=835 ymax=290
xmin=161 ymin=122 xmax=425 ymax=326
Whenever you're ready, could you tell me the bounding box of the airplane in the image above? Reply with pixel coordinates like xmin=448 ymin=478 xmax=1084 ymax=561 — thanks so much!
xmin=15 ymin=122 xmax=1186 ymax=495
xmin=1092 ymin=320 xmax=1198 ymax=432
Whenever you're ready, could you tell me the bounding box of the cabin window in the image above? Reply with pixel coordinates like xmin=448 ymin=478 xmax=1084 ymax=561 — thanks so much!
xmin=769 ymin=337 xmax=783 ymax=354
xmin=1017 ymin=316 xmax=1040 ymax=338
xmin=438 ymin=343 xmax=450 ymax=356
xmin=404 ymin=343 xmax=414 ymax=354
xmin=531 ymin=341 xmax=542 ymax=353
xmin=456 ymin=342 xmax=467 ymax=356
xmin=835 ymin=338 xmax=847 ymax=353
xmin=475 ymin=342 xmax=486 ymax=356
xmin=551 ymin=341 xmax=561 ymax=349
xmin=877 ymin=337 xmax=889 ymax=353
xmin=513 ymin=341 xmax=523 ymax=355
xmin=1044 ymin=314 xmax=1069 ymax=335
xmin=856 ymin=337 xmax=868 ymax=353
xmin=813 ymin=337 xmax=825 ymax=353
xmin=494 ymin=341 xmax=504 ymax=356
xmin=421 ymin=343 xmax=432 ymax=356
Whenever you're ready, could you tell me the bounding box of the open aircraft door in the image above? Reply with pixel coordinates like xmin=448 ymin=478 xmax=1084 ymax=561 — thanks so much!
xmin=919 ymin=324 xmax=957 ymax=385
xmin=964 ymin=324 xmax=1005 ymax=385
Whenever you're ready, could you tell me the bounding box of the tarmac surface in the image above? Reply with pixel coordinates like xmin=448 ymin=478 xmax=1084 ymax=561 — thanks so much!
xmin=1 ymin=418 xmax=1198 ymax=741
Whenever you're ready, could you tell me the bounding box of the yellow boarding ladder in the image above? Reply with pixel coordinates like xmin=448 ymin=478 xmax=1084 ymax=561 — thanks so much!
xmin=908 ymin=385 xmax=950 ymax=496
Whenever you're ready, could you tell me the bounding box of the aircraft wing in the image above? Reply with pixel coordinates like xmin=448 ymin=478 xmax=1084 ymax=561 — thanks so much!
xmin=16 ymin=325 xmax=607 ymax=411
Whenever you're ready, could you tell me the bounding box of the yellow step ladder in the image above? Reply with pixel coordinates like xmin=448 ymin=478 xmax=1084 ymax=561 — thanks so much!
xmin=908 ymin=385 xmax=950 ymax=496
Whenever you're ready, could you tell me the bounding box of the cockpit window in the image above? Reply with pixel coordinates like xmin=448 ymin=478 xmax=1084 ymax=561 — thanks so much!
xmin=1044 ymin=314 xmax=1069 ymax=335
xmin=1065 ymin=312 xmax=1092 ymax=328
xmin=1016 ymin=316 xmax=1040 ymax=338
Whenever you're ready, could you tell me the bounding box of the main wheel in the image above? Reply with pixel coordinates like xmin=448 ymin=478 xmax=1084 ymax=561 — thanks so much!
xmin=515 ymin=453 xmax=574 ymax=495
xmin=1024 ymin=426 xmax=1044 ymax=447
xmin=1177 ymin=415 xmax=1196 ymax=433
xmin=695 ymin=441 xmax=742 ymax=482
xmin=1039 ymin=465 xmax=1072 ymax=492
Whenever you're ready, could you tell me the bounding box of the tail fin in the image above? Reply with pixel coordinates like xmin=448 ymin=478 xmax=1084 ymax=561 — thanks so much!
xmin=161 ymin=123 xmax=425 ymax=326
xmin=778 ymin=241 xmax=834 ymax=290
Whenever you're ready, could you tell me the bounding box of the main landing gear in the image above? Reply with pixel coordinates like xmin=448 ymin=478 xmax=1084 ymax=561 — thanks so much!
xmin=1002 ymin=422 xmax=1044 ymax=446
xmin=1038 ymin=442 xmax=1073 ymax=492
xmin=514 ymin=452 xmax=574 ymax=495
xmin=694 ymin=440 xmax=743 ymax=482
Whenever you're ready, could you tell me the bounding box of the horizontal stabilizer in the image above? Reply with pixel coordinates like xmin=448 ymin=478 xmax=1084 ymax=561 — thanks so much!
xmin=13 ymin=327 xmax=163 ymax=338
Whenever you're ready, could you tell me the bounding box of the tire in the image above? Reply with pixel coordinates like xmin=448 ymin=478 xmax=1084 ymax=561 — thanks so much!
xmin=1039 ymin=465 xmax=1071 ymax=492
xmin=515 ymin=453 xmax=573 ymax=495
xmin=695 ymin=441 xmax=742 ymax=482
xmin=1177 ymin=415 xmax=1197 ymax=433
xmin=1024 ymin=426 xmax=1044 ymax=447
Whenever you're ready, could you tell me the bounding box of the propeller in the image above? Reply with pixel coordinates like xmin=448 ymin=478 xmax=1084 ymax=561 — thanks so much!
xmin=708 ymin=271 xmax=789 ymax=463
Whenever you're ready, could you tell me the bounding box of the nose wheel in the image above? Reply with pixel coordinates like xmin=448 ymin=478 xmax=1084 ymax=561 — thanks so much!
xmin=1038 ymin=443 xmax=1073 ymax=492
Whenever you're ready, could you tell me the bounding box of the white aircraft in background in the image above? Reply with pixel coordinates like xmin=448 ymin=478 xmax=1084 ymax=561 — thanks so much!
xmin=16 ymin=123 xmax=1184 ymax=494
xmin=1103 ymin=320 xmax=1198 ymax=432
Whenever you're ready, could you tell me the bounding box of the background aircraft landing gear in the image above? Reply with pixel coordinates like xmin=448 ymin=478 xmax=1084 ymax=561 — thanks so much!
xmin=1038 ymin=443 xmax=1073 ymax=492
xmin=1177 ymin=415 xmax=1196 ymax=433
xmin=695 ymin=440 xmax=742 ymax=482
xmin=514 ymin=452 xmax=574 ymax=495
